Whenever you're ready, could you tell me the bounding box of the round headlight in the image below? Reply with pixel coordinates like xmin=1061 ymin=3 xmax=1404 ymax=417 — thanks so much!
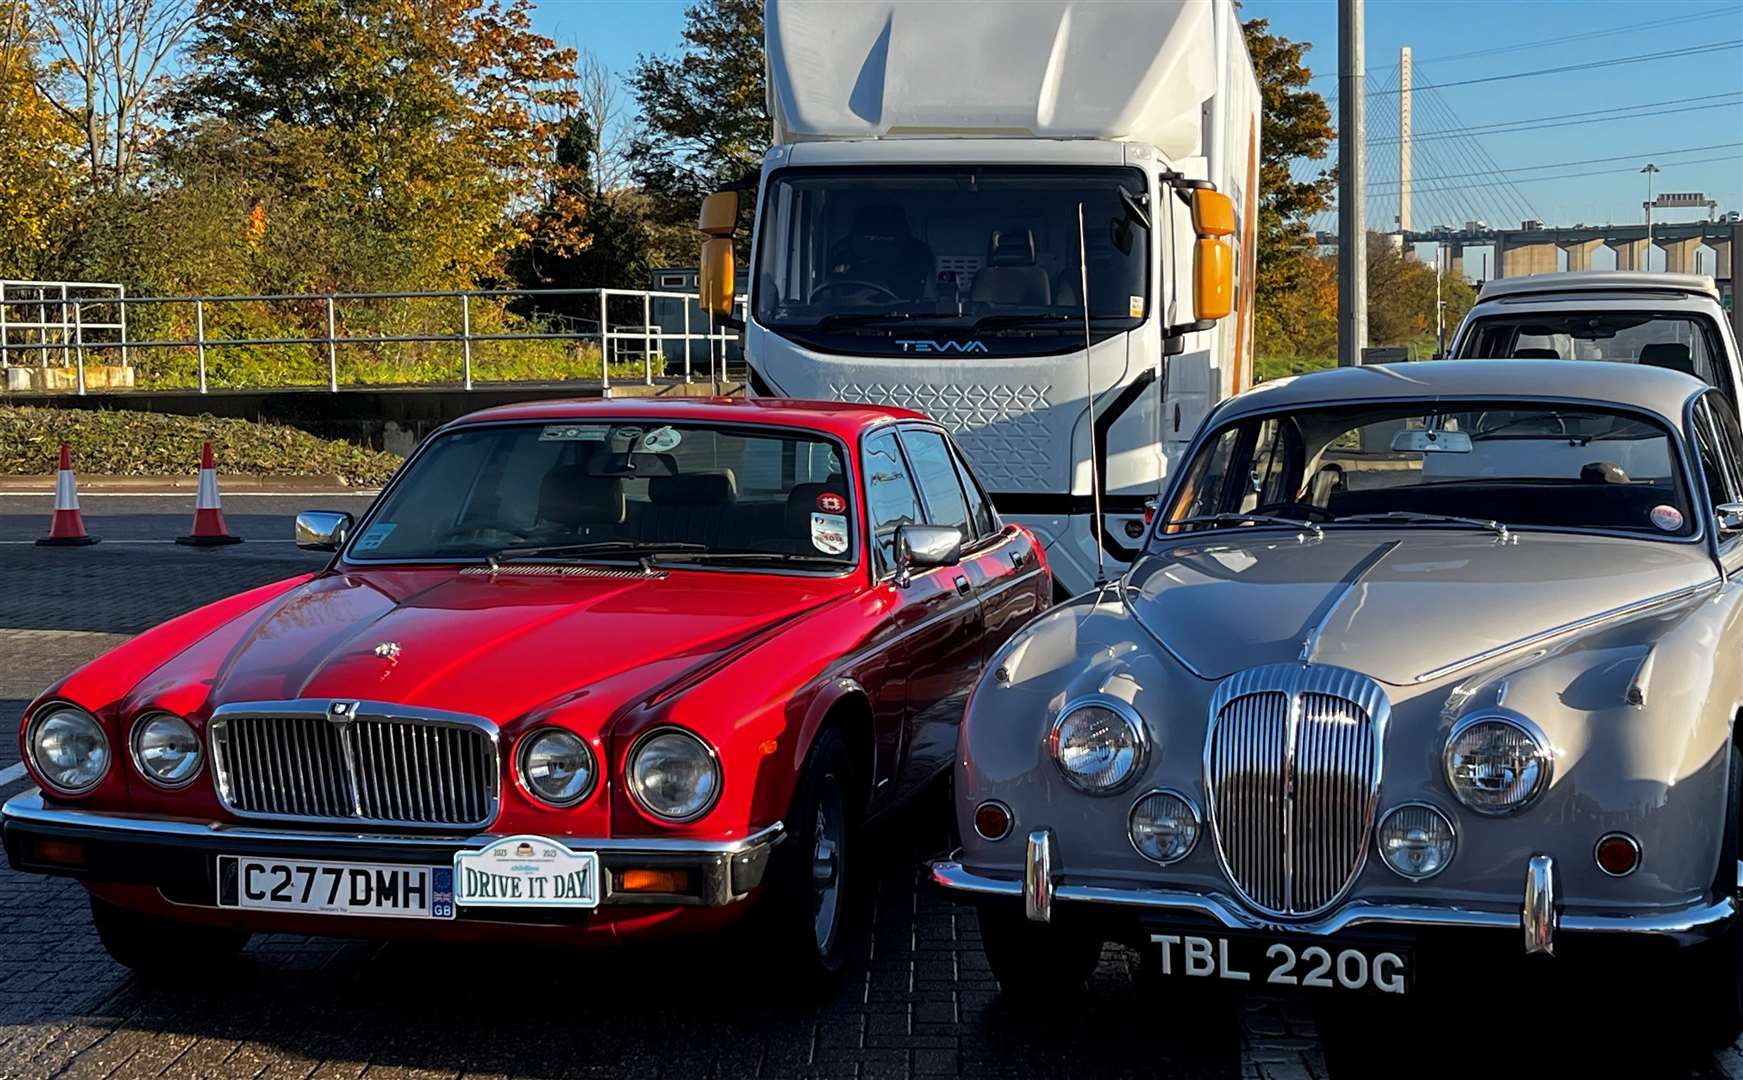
xmin=1377 ymin=803 xmax=1456 ymax=880
xmin=627 ymin=729 xmax=720 ymax=822
xmin=1444 ymin=715 xmax=1551 ymax=815
xmin=518 ymin=729 xmax=596 ymax=807
xmin=1049 ymin=698 xmax=1147 ymax=794
xmin=29 ymin=705 xmax=110 ymax=794
xmin=131 ymin=712 xmax=202 ymax=788
xmin=1128 ymin=790 xmax=1200 ymax=864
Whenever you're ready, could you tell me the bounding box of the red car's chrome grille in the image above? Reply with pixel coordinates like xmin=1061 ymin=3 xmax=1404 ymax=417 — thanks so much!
xmin=1204 ymin=666 xmax=1388 ymax=918
xmin=209 ymin=702 xmax=499 ymax=830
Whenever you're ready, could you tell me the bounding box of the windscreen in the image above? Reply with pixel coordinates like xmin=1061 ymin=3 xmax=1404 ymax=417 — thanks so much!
xmin=1456 ymin=311 xmax=1725 ymax=390
xmin=754 ymin=165 xmax=1150 ymax=356
xmin=347 ymin=421 xmax=854 ymax=567
xmin=1165 ymin=401 xmax=1695 ymax=539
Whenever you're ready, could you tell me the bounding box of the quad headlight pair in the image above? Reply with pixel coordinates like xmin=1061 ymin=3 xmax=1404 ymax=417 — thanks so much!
xmin=27 ymin=706 xmax=200 ymax=794
xmin=517 ymin=726 xmax=719 ymax=822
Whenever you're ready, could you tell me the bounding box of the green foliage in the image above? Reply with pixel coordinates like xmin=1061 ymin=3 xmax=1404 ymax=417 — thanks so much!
xmin=0 ymin=405 xmax=402 ymax=483
xmin=0 ymin=1 xmax=79 ymax=277
xmin=626 ymin=0 xmax=767 ymax=251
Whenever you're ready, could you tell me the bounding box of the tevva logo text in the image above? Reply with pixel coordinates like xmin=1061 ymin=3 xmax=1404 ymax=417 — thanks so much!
xmin=893 ymin=340 xmax=989 ymax=354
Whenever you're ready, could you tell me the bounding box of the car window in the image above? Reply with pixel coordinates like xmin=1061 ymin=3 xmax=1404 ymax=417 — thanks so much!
xmin=863 ymin=430 xmax=924 ymax=573
xmin=1693 ymin=399 xmax=1731 ymax=505
xmin=948 ymin=440 xmax=997 ymax=539
xmin=902 ymin=428 xmax=972 ymax=534
xmin=347 ymin=421 xmax=854 ymax=566
xmin=1704 ymin=394 xmax=1743 ymax=503
xmin=1458 ymin=312 xmax=1727 ymax=392
xmin=1165 ymin=401 xmax=1695 ymax=539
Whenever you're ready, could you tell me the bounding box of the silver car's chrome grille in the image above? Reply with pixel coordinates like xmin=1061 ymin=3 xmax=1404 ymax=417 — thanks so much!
xmin=1204 ymin=666 xmax=1388 ymax=918
xmin=210 ymin=701 xmax=499 ymax=829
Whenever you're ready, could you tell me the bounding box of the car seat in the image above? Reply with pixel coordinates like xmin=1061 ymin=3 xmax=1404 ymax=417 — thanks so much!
xmin=971 ymin=229 xmax=1052 ymax=308
xmin=636 ymin=470 xmax=739 ymax=547
xmin=1639 ymin=342 xmax=1697 ymax=379
xmin=535 ymin=467 xmax=625 ymax=538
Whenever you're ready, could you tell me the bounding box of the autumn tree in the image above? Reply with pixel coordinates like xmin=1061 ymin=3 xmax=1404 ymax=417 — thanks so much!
xmin=0 ymin=0 xmax=78 ymax=275
xmin=164 ymin=0 xmax=576 ymax=294
xmin=1242 ymin=18 xmax=1334 ymax=357
xmin=625 ymin=0 xmax=766 ymax=249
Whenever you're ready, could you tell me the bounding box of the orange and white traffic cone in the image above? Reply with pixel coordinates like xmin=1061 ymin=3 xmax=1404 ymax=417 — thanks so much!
xmin=37 ymin=443 xmax=98 ymax=546
xmin=176 ymin=442 xmax=243 ymax=546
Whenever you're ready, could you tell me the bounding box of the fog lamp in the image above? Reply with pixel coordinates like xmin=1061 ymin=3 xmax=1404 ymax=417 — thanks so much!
xmin=1377 ymin=803 xmax=1456 ymax=880
xmin=1128 ymin=790 xmax=1199 ymax=864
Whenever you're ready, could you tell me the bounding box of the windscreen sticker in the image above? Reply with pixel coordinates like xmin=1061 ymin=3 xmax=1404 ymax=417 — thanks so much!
xmin=1650 ymin=505 xmax=1685 ymax=532
xmin=353 ymin=523 xmax=397 ymax=552
xmin=1129 ymin=295 xmax=1145 ymax=318
xmin=816 ymin=491 xmax=846 ymax=514
xmin=639 ymin=426 xmax=683 ymax=453
xmin=539 ymin=424 xmax=608 ymax=442
xmin=810 ymin=512 xmax=849 ymax=555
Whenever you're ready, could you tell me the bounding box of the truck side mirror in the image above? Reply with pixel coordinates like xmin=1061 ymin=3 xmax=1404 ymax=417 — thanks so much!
xmin=1191 ymin=189 xmax=1236 ymax=323
xmin=697 ymin=191 xmax=740 ymax=320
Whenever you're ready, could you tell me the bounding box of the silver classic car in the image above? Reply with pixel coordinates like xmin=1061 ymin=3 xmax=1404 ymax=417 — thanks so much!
xmin=931 ymin=359 xmax=1743 ymax=1037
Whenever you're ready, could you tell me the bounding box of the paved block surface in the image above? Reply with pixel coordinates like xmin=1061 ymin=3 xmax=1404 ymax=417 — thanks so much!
xmin=0 ymin=496 xmax=1739 ymax=1079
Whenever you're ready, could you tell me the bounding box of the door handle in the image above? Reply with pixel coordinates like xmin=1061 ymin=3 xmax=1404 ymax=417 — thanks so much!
xmin=954 ymin=575 xmax=972 ymax=596
xmin=1009 ymin=550 xmax=1024 ymax=569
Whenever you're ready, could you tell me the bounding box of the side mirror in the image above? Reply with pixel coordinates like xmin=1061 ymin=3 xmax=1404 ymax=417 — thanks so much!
xmin=1191 ymin=188 xmax=1236 ymax=237
xmin=1190 ymin=188 xmax=1236 ymax=323
xmin=1719 ymin=502 xmax=1743 ymax=532
xmin=698 ymin=190 xmax=738 ymax=237
xmin=895 ymin=524 xmax=963 ymax=587
xmin=698 ymin=236 xmax=736 ymax=320
xmin=296 ymin=510 xmax=354 ymax=552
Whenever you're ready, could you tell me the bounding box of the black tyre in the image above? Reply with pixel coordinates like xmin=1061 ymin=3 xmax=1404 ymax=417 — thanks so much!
xmin=1677 ymin=744 xmax=1743 ymax=1047
xmin=977 ymin=903 xmax=1101 ymax=1006
xmin=90 ymin=896 xmax=250 ymax=978
xmin=757 ymin=727 xmax=860 ymax=993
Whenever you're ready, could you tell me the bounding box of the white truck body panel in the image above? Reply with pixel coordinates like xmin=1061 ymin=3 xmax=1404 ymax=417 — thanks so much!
xmin=751 ymin=0 xmax=1259 ymax=595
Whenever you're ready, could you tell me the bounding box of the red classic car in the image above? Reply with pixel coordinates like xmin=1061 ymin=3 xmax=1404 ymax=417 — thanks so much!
xmin=3 ymin=398 xmax=1049 ymax=985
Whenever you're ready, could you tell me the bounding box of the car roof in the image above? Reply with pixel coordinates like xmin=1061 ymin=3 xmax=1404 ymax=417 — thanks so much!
xmin=448 ymin=396 xmax=930 ymax=439
xmin=1476 ymin=271 xmax=1719 ymax=302
xmin=1224 ymin=359 xmax=1708 ymax=425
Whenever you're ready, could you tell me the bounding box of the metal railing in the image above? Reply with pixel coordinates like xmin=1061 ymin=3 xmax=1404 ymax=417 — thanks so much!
xmin=0 ymin=282 xmax=746 ymax=395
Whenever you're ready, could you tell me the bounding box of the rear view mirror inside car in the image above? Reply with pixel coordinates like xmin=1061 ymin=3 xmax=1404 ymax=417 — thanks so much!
xmin=1391 ymin=430 xmax=1473 ymax=453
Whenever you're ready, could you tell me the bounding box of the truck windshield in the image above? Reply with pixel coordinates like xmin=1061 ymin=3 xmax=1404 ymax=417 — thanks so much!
xmin=1456 ymin=311 xmax=1726 ymax=389
xmin=754 ymin=166 xmax=1149 ymax=354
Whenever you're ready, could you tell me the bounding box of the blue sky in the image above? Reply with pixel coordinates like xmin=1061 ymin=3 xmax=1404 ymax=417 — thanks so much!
xmin=534 ymin=0 xmax=1743 ymax=266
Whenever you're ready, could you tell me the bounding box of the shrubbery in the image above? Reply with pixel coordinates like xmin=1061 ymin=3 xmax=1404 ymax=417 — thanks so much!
xmin=0 ymin=406 xmax=402 ymax=485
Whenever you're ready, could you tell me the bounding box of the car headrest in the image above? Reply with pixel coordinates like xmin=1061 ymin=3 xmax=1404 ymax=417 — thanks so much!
xmin=648 ymin=470 xmax=737 ymax=506
xmin=1580 ymin=461 xmax=1630 ymax=484
xmin=988 ymin=229 xmax=1037 ymax=267
xmin=1639 ymin=342 xmax=1695 ymax=377
xmin=1512 ymin=348 xmax=1561 ymax=359
xmin=537 ymin=467 xmax=624 ymax=527
xmin=786 ymin=480 xmax=849 ymax=534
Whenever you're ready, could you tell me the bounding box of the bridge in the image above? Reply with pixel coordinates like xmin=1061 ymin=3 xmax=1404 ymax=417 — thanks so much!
xmin=1317 ymin=220 xmax=1741 ymax=282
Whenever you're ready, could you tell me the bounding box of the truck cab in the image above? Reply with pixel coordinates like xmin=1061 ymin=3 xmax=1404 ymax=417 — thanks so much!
xmin=1450 ymin=271 xmax=1743 ymax=403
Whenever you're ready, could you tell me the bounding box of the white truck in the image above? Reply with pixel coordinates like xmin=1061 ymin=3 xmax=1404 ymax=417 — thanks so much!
xmin=1450 ymin=271 xmax=1743 ymax=402
xmin=695 ymin=0 xmax=1261 ymax=595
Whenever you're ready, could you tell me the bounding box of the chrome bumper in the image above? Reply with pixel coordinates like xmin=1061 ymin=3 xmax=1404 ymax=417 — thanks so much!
xmin=3 ymin=789 xmax=783 ymax=909
xmin=930 ymin=828 xmax=1738 ymax=953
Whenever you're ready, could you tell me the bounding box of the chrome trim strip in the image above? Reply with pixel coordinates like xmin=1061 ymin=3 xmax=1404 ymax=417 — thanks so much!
xmin=1297 ymin=540 xmax=1400 ymax=664
xmin=2 ymin=788 xmax=783 ymax=856
xmin=1524 ymin=853 xmax=1557 ymax=956
xmin=927 ymin=856 xmax=1736 ymax=939
xmin=1412 ymin=581 xmax=1718 ymax=684
xmin=1024 ymin=828 xmax=1056 ymax=924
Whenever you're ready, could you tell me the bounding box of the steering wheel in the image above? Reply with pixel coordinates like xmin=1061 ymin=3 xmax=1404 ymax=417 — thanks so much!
xmin=1250 ymin=502 xmax=1336 ymax=523
xmin=809 ymin=279 xmax=902 ymax=304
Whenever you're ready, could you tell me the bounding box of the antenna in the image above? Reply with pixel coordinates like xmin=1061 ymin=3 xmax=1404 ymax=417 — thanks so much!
xmin=1078 ymin=201 xmax=1107 ymax=589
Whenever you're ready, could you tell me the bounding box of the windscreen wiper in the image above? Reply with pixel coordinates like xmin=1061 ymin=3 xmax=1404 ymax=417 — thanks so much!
xmin=1331 ymin=511 xmax=1511 ymax=541
xmin=641 ymin=550 xmax=847 ymax=567
xmin=488 ymin=540 xmax=706 ymax=566
xmin=1166 ymin=513 xmax=1324 ymax=540
xmin=809 ymin=312 xmax=919 ymax=330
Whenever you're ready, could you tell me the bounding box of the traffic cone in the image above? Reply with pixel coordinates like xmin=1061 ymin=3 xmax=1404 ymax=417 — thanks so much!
xmin=176 ymin=442 xmax=243 ymax=546
xmin=37 ymin=443 xmax=98 ymax=546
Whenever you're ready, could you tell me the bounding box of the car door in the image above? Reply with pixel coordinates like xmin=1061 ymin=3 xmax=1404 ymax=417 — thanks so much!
xmin=887 ymin=425 xmax=988 ymax=790
xmin=939 ymin=429 xmax=1047 ymax=649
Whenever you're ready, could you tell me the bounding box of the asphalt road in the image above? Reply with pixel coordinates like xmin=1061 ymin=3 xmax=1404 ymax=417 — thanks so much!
xmin=1 ymin=496 xmax=1741 ymax=1079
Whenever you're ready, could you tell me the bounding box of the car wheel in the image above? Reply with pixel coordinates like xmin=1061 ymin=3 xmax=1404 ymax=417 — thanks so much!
xmin=90 ymin=896 xmax=250 ymax=978
xmin=1682 ymin=744 xmax=1743 ymax=1047
xmin=759 ymin=727 xmax=860 ymax=993
xmin=977 ymin=903 xmax=1101 ymax=1007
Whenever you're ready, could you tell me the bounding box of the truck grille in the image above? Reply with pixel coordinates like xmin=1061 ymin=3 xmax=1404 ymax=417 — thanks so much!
xmin=209 ymin=702 xmax=499 ymax=829
xmin=1204 ymin=666 xmax=1388 ymax=918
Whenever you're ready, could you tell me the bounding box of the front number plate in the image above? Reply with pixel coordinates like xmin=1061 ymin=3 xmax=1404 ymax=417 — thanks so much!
xmin=1152 ymin=933 xmax=1410 ymax=995
xmin=217 ymin=856 xmax=455 ymax=919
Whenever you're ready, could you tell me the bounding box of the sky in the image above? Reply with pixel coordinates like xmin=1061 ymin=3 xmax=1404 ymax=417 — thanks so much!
xmin=533 ymin=0 xmax=1743 ymax=272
